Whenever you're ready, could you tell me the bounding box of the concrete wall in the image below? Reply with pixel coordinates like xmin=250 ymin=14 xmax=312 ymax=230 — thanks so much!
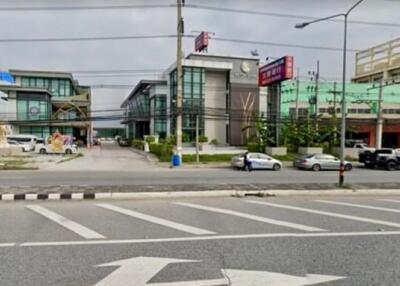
xmin=204 ymin=71 xmax=227 ymax=144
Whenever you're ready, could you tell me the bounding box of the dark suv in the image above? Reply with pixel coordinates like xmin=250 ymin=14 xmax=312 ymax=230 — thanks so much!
xmin=359 ymin=148 xmax=400 ymax=170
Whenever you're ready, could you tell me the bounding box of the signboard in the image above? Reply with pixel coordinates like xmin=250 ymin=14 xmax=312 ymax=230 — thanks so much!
xmin=259 ymin=56 xmax=294 ymax=86
xmin=195 ymin=32 xmax=209 ymax=52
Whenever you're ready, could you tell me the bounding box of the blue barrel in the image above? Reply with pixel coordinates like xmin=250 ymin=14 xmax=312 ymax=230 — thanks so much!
xmin=172 ymin=154 xmax=181 ymax=167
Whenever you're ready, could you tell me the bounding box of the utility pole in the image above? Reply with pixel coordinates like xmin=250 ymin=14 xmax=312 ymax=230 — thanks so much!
xmin=195 ymin=114 xmax=199 ymax=164
xmin=295 ymin=68 xmax=300 ymax=120
xmin=314 ymin=60 xmax=320 ymax=129
xmin=176 ymin=0 xmax=184 ymax=159
xmin=333 ymin=82 xmax=338 ymax=145
xmin=376 ymin=79 xmax=383 ymax=149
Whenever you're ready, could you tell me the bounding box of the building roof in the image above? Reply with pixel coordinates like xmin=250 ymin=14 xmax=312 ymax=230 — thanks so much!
xmin=187 ymin=52 xmax=260 ymax=61
xmin=0 ymin=84 xmax=52 ymax=96
xmin=9 ymin=69 xmax=74 ymax=81
xmin=120 ymin=80 xmax=167 ymax=108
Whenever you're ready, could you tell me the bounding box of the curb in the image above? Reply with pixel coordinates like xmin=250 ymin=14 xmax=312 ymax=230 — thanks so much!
xmin=1 ymin=189 xmax=400 ymax=201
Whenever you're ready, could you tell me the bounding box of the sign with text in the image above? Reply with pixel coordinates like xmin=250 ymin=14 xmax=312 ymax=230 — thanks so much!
xmin=259 ymin=56 xmax=294 ymax=86
xmin=195 ymin=32 xmax=209 ymax=52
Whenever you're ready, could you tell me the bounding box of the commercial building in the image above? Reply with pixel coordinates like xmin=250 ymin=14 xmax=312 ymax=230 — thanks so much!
xmin=121 ymin=53 xmax=265 ymax=146
xmin=0 ymin=70 xmax=91 ymax=143
xmin=279 ymin=80 xmax=400 ymax=148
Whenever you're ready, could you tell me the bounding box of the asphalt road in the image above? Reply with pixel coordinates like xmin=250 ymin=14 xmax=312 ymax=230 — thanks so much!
xmin=1 ymin=196 xmax=400 ymax=285
xmin=1 ymin=167 xmax=400 ymax=187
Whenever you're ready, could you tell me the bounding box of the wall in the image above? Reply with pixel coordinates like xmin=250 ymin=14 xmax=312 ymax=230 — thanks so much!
xmin=204 ymin=70 xmax=227 ymax=144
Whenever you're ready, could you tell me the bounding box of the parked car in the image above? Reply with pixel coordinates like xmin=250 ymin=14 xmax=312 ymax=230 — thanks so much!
xmin=359 ymin=148 xmax=400 ymax=170
xmin=35 ymin=143 xmax=77 ymax=155
xmin=118 ymin=138 xmax=130 ymax=147
xmin=231 ymin=152 xmax=282 ymax=171
xmin=7 ymin=140 xmax=30 ymax=152
xmin=6 ymin=134 xmax=38 ymax=151
xmin=294 ymin=154 xmax=353 ymax=171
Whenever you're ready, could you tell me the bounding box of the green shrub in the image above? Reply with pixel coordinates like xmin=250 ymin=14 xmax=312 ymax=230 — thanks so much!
xmin=149 ymin=143 xmax=174 ymax=162
xmin=210 ymin=139 xmax=219 ymax=145
xmin=182 ymin=154 xmax=236 ymax=163
xmin=131 ymin=139 xmax=144 ymax=150
xmin=247 ymin=142 xmax=265 ymax=153
xmin=145 ymin=135 xmax=156 ymax=144
xmin=165 ymin=135 xmax=176 ymax=145
xmin=182 ymin=132 xmax=191 ymax=143
xmin=198 ymin=135 xmax=208 ymax=143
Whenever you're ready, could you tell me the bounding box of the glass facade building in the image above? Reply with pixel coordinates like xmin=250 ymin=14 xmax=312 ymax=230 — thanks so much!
xmin=170 ymin=67 xmax=205 ymax=140
xmin=20 ymin=77 xmax=74 ymax=97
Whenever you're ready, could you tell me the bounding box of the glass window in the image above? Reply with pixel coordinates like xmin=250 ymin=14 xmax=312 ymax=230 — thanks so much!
xmin=36 ymin=78 xmax=44 ymax=88
xmin=21 ymin=78 xmax=29 ymax=87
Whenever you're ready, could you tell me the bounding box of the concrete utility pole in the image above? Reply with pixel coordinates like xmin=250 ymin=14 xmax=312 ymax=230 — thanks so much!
xmin=314 ymin=60 xmax=320 ymax=129
xmin=376 ymin=80 xmax=384 ymax=149
xmin=195 ymin=114 xmax=199 ymax=164
xmin=176 ymin=0 xmax=184 ymax=158
xmin=295 ymin=68 xmax=300 ymax=120
xmin=333 ymin=82 xmax=338 ymax=145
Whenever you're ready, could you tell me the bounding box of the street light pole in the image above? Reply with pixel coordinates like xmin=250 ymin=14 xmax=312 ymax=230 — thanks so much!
xmin=176 ymin=0 xmax=184 ymax=160
xmin=295 ymin=0 xmax=365 ymax=186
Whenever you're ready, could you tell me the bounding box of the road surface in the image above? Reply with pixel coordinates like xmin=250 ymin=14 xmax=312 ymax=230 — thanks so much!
xmin=1 ymin=195 xmax=400 ymax=285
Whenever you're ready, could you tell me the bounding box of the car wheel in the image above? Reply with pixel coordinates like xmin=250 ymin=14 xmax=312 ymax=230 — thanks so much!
xmin=39 ymin=148 xmax=47 ymax=154
xmin=65 ymin=149 xmax=73 ymax=155
xmin=344 ymin=164 xmax=353 ymax=171
xmin=272 ymin=164 xmax=281 ymax=171
xmin=386 ymin=161 xmax=397 ymax=171
xmin=312 ymin=164 xmax=321 ymax=172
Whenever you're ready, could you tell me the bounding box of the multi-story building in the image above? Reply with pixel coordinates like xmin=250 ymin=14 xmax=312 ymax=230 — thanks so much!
xmin=352 ymin=37 xmax=400 ymax=83
xmin=121 ymin=53 xmax=265 ymax=146
xmin=0 ymin=70 xmax=91 ymax=143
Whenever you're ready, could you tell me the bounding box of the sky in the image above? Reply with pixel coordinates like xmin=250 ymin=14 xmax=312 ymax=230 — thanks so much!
xmin=0 ymin=0 xmax=399 ymax=127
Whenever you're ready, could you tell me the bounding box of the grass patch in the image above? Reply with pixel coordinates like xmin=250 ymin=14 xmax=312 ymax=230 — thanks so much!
xmin=56 ymin=153 xmax=84 ymax=164
xmin=0 ymin=159 xmax=37 ymax=170
xmin=271 ymin=153 xmax=298 ymax=162
xmin=182 ymin=154 xmax=238 ymax=163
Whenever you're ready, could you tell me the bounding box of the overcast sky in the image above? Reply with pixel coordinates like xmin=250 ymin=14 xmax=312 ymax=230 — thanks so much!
xmin=0 ymin=0 xmax=399 ymax=127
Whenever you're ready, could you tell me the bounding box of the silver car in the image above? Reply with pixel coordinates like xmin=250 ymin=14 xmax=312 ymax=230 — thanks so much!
xmin=231 ymin=152 xmax=282 ymax=171
xmin=293 ymin=154 xmax=353 ymax=171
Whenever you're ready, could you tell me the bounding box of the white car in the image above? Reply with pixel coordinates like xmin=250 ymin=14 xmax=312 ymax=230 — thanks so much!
xmin=7 ymin=140 xmax=31 ymax=152
xmin=36 ymin=143 xmax=77 ymax=155
xmin=231 ymin=152 xmax=282 ymax=171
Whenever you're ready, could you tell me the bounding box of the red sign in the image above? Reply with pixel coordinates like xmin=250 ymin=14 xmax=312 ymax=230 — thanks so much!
xmin=195 ymin=32 xmax=209 ymax=52
xmin=259 ymin=56 xmax=294 ymax=86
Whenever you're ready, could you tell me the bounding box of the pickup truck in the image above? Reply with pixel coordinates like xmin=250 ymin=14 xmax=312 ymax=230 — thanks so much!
xmin=359 ymin=148 xmax=400 ymax=170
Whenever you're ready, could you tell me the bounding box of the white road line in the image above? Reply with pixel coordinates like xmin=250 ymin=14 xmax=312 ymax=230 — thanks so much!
xmin=26 ymin=205 xmax=105 ymax=239
xmin=246 ymin=200 xmax=400 ymax=228
xmin=0 ymin=243 xmax=15 ymax=248
xmin=174 ymin=202 xmax=324 ymax=232
xmin=315 ymin=200 xmax=400 ymax=213
xmin=97 ymin=204 xmax=215 ymax=235
xmin=378 ymin=199 xmax=400 ymax=204
xmin=20 ymin=230 xmax=400 ymax=247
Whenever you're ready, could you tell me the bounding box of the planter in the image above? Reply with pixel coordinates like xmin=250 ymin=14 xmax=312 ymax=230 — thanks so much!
xmin=333 ymin=147 xmax=359 ymax=160
xmin=298 ymin=147 xmax=323 ymax=155
xmin=265 ymin=146 xmax=287 ymax=156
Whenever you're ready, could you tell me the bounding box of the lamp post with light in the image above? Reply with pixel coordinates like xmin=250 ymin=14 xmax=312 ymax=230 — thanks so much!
xmin=295 ymin=0 xmax=365 ymax=186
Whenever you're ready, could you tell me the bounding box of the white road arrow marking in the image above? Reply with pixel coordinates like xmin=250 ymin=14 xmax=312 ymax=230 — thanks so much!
xmin=222 ymin=269 xmax=344 ymax=286
xmin=95 ymin=257 xmax=198 ymax=286
xmin=94 ymin=256 xmax=345 ymax=286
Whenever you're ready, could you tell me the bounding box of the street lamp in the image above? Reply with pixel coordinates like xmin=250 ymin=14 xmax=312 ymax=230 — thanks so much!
xmin=295 ymin=0 xmax=365 ymax=186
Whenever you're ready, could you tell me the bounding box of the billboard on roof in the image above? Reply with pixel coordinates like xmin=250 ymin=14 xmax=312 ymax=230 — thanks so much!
xmin=195 ymin=32 xmax=209 ymax=52
xmin=259 ymin=56 xmax=293 ymax=86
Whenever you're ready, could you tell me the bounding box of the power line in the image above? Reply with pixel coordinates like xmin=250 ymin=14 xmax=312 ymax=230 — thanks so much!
xmin=185 ymin=4 xmax=400 ymax=28
xmin=0 ymin=34 xmax=177 ymax=43
xmin=0 ymin=4 xmax=175 ymax=11
xmin=0 ymin=2 xmax=398 ymax=28
xmin=0 ymin=33 xmax=357 ymax=52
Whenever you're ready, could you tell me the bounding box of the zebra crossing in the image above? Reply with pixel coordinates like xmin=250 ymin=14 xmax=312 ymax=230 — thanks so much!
xmin=2 ymin=197 xmax=400 ymax=245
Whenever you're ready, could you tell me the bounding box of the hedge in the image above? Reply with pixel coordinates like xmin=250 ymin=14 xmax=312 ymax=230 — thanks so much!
xmin=149 ymin=143 xmax=174 ymax=162
xmin=131 ymin=139 xmax=144 ymax=150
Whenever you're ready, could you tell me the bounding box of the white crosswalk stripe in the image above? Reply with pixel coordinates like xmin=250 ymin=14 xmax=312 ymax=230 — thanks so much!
xmin=315 ymin=200 xmax=400 ymax=213
xmin=26 ymin=205 xmax=105 ymax=239
xmin=246 ymin=200 xmax=400 ymax=228
xmin=174 ymin=202 xmax=325 ymax=232
xmin=97 ymin=203 xmax=215 ymax=235
xmin=378 ymin=199 xmax=400 ymax=204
